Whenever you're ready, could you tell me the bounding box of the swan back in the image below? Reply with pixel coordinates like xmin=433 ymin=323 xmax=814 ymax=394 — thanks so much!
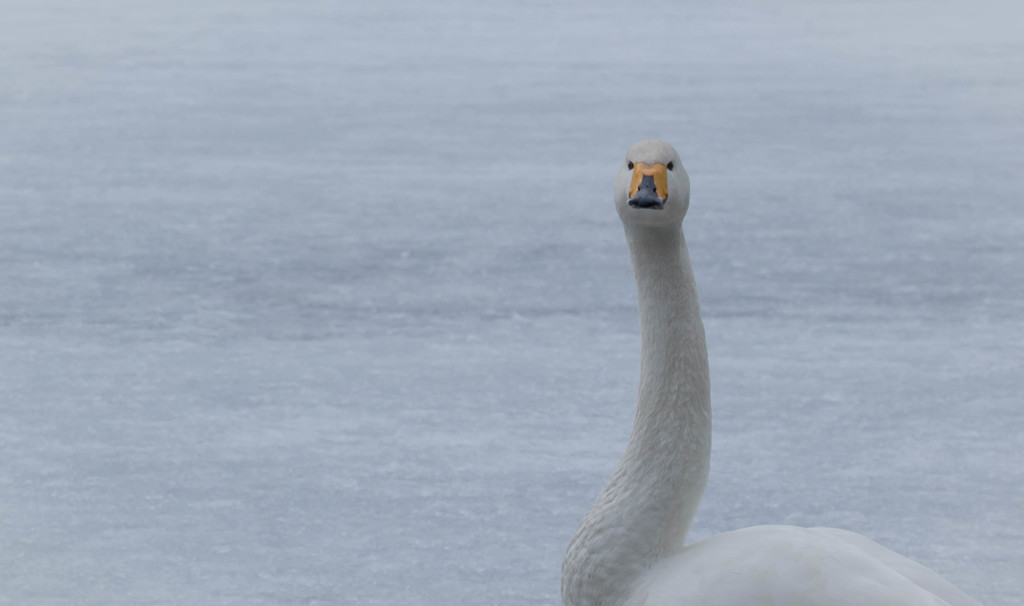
xmin=629 ymin=526 xmax=976 ymax=606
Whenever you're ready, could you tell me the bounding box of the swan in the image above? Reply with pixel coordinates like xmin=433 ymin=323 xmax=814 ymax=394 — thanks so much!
xmin=561 ymin=140 xmax=981 ymax=606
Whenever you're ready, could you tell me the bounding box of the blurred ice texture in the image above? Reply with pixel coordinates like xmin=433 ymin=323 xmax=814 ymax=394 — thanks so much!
xmin=1 ymin=1 xmax=1022 ymax=605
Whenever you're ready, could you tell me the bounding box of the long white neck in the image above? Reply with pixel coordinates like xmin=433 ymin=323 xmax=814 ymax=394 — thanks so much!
xmin=562 ymin=224 xmax=711 ymax=606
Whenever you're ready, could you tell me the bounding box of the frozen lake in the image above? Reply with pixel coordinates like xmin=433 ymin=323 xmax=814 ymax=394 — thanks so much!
xmin=2 ymin=1 xmax=1022 ymax=604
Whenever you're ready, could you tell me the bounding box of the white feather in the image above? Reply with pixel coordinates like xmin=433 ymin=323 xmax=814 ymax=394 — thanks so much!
xmin=562 ymin=141 xmax=981 ymax=606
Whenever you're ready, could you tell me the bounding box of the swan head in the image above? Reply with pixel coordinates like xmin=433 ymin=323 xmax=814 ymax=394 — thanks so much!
xmin=614 ymin=140 xmax=690 ymax=227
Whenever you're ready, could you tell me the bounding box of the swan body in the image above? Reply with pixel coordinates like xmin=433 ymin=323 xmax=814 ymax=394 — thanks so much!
xmin=561 ymin=141 xmax=981 ymax=606
xmin=628 ymin=526 xmax=978 ymax=606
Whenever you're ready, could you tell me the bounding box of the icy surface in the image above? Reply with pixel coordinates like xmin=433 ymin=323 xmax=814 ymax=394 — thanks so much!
xmin=1 ymin=1 xmax=1022 ymax=605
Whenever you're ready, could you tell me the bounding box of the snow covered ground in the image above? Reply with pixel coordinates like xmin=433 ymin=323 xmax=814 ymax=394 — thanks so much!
xmin=2 ymin=1 xmax=1022 ymax=604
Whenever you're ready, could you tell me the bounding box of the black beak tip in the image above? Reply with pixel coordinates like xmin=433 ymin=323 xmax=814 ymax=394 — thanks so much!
xmin=627 ymin=193 xmax=666 ymax=209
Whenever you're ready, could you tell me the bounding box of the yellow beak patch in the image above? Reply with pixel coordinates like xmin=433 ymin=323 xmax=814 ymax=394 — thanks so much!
xmin=629 ymin=162 xmax=669 ymax=200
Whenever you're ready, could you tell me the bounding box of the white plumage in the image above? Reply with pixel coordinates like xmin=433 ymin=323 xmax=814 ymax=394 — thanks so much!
xmin=561 ymin=141 xmax=981 ymax=606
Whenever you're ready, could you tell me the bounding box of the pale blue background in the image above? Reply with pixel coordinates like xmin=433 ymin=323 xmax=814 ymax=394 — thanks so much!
xmin=2 ymin=1 xmax=1022 ymax=605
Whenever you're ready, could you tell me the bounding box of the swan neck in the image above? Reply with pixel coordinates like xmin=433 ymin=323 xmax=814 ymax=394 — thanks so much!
xmin=627 ymin=226 xmax=703 ymax=409
xmin=624 ymin=224 xmax=709 ymax=492
xmin=562 ymin=224 xmax=711 ymax=606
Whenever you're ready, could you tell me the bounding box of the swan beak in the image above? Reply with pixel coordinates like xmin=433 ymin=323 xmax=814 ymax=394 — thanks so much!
xmin=628 ymin=163 xmax=669 ymax=209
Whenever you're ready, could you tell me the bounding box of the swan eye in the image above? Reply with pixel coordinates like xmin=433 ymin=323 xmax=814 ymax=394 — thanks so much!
xmin=667 ymin=162 xmax=674 ymax=171
xmin=627 ymin=161 xmax=634 ymax=170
